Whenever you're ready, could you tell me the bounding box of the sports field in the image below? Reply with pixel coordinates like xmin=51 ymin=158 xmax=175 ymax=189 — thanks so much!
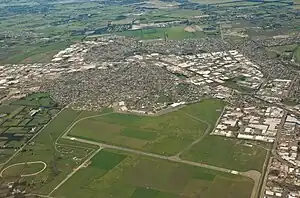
xmin=53 ymin=149 xmax=254 ymax=198
xmin=69 ymin=99 xmax=224 ymax=156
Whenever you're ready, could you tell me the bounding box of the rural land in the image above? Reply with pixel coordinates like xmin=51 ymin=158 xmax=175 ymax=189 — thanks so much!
xmin=0 ymin=0 xmax=300 ymax=198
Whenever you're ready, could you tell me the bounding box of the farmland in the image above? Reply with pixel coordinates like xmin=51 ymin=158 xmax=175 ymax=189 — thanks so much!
xmin=0 ymin=93 xmax=60 ymax=163
xmin=52 ymin=149 xmax=254 ymax=198
xmin=69 ymin=99 xmax=224 ymax=156
xmin=0 ymin=105 xmax=96 ymax=194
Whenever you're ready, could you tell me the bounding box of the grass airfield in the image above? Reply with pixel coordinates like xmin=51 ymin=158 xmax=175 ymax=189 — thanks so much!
xmin=0 ymin=97 xmax=267 ymax=198
xmin=69 ymin=99 xmax=223 ymax=156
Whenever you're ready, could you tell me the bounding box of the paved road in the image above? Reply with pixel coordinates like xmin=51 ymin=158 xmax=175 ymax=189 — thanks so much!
xmin=48 ymin=147 xmax=102 ymax=196
xmin=64 ymin=135 xmax=236 ymax=173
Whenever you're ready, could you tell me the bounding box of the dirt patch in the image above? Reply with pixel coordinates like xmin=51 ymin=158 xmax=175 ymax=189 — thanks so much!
xmin=184 ymin=26 xmax=196 ymax=33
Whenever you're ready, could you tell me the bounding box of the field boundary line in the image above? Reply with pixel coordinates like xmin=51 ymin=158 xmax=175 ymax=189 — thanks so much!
xmin=175 ymin=112 xmax=211 ymax=158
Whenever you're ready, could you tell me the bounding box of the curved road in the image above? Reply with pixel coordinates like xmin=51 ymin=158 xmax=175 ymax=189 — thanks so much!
xmin=0 ymin=161 xmax=47 ymax=178
xmin=54 ymin=112 xmax=113 ymax=153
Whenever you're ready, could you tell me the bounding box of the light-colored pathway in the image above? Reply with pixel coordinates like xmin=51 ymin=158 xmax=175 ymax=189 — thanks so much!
xmin=48 ymin=147 xmax=102 ymax=196
xmin=0 ymin=161 xmax=47 ymax=178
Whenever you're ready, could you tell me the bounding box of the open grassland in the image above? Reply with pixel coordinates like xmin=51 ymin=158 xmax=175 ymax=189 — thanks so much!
xmin=118 ymin=26 xmax=206 ymax=40
xmin=266 ymin=44 xmax=300 ymax=64
xmin=53 ymin=149 xmax=254 ymax=198
xmin=182 ymin=136 xmax=268 ymax=172
xmin=69 ymin=99 xmax=224 ymax=156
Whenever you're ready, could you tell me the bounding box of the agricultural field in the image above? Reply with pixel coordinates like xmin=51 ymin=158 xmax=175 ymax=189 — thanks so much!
xmin=0 ymin=93 xmax=60 ymax=163
xmin=181 ymin=136 xmax=268 ymax=172
xmin=69 ymin=99 xmax=225 ymax=156
xmin=53 ymin=149 xmax=254 ymax=198
xmin=0 ymin=1 xmax=131 ymax=64
xmin=0 ymin=107 xmax=97 ymax=194
xmin=118 ymin=26 xmax=206 ymax=40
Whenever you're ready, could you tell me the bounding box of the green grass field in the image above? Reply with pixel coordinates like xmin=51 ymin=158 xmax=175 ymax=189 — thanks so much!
xmin=118 ymin=26 xmax=206 ymax=40
xmin=53 ymin=149 xmax=254 ymax=198
xmin=266 ymin=44 xmax=300 ymax=64
xmin=69 ymin=99 xmax=225 ymax=156
xmin=182 ymin=136 xmax=267 ymax=172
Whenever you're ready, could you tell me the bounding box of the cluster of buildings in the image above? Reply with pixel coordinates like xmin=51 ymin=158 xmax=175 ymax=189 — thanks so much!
xmin=257 ymin=79 xmax=292 ymax=103
xmin=0 ymin=36 xmax=299 ymax=115
xmin=159 ymin=50 xmax=264 ymax=89
xmin=211 ymin=106 xmax=285 ymax=143
xmin=264 ymin=114 xmax=300 ymax=198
